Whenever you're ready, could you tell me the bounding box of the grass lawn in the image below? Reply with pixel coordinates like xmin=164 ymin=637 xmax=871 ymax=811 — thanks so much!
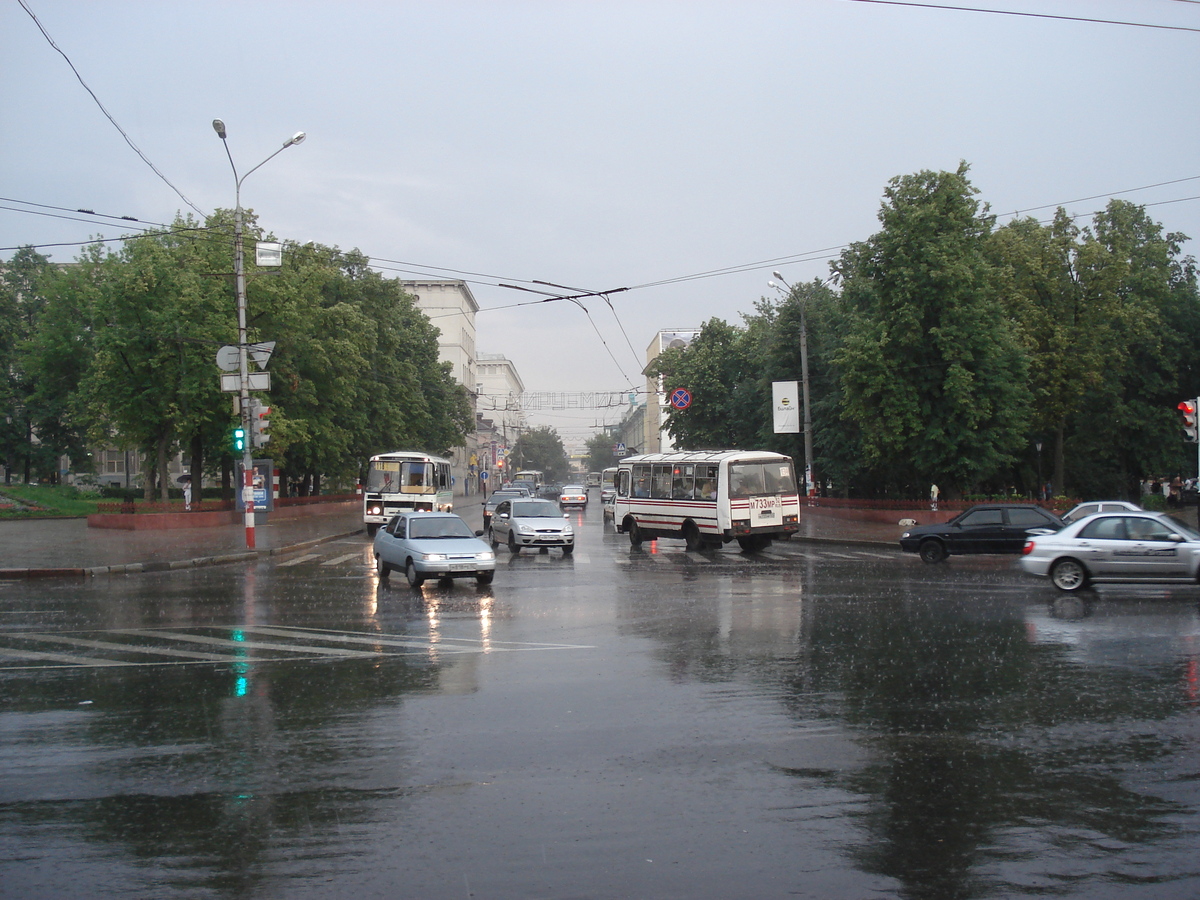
xmin=0 ymin=484 xmax=105 ymax=518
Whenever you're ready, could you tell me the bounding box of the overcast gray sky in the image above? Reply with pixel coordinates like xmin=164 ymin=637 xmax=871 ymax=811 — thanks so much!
xmin=4 ymin=0 xmax=1199 ymax=446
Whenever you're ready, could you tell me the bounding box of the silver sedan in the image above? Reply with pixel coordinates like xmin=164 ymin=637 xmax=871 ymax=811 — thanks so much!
xmin=1019 ymin=511 xmax=1200 ymax=591
xmin=373 ymin=511 xmax=496 ymax=588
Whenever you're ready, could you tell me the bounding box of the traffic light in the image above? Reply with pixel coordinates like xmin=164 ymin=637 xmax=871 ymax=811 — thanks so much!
xmin=1178 ymin=399 xmax=1198 ymax=443
xmin=232 ymin=425 xmax=246 ymax=454
xmin=250 ymin=400 xmax=271 ymax=447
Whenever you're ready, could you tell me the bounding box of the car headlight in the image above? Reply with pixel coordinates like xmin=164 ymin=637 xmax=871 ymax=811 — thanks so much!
xmin=422 ymin=553 xmax=448 ymax=562
xmin=518 ymin=524 xmax=535 ymax=533
xmin=563 ymin=526 xmax=573 ymax=535
xmin=478 ymin=551 xmax=495 ymax=561
xmin=901 ymin=532 xmax=911 ymax=539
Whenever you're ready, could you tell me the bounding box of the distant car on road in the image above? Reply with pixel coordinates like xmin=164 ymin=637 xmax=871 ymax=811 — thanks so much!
xmin=1020 ymin=510 xmax=1200 ymax=591
xmin=559 ymin=485 xmax=588 ymax=509
xmin=1060 ymin=500 xmax=1142 ymax=525
xmin=488 ymin=498 xmax=574 ymax=555
xmin=372 ymin=511 xmax=495 ymax=587
xmin=900 ymin=503 xmax=1063 ymax=563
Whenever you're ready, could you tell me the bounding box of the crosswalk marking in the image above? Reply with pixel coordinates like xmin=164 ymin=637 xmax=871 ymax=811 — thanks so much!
xmin=277 ymin=553 xmax=322 ymax=567
xmin=321 ymin=551 xmax=366 ymax=567
xmin=0 ymin=626 xmax=591 ymax=670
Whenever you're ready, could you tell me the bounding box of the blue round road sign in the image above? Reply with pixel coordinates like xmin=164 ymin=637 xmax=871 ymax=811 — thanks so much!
xmin=670 ymin=389 xmax=692 ymax=410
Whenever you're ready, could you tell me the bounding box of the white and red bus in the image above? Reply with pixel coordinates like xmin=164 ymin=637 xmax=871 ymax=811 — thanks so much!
xmin=363 ymin=451 xmax=453 ymax=536
xmin=612 ymin=450 xmax=800 ymax=552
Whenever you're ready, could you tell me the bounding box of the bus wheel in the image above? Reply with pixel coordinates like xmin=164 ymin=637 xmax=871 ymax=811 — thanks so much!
xmin=683 ymin=522 xmax=704 ymax=553
xmin=737 ymin=535 xmax=770 ymax=553
xmin=627 ymin=519 xmax=643 ymax=547
xmin=366 ymin=523 xmax=378 ymax=538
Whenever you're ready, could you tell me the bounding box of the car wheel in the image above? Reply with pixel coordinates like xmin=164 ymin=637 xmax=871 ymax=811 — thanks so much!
xmin=405 ymin=559 xmax=424 ymax=588
xmin=627 ymin=519 xmax=642 ymax=547
xmin=1050 ymin=558 xmax=1088 ymax=592
xmin=918 ymin=540 xmax=947 ymax=564
xmin=684 ymin=522 xmax=704 ymax=553
xmin=488 ymin=528 xmax=498 ymax=549
xmin=476 ymin=571 xmax=494 ymax=585
xmin=562 ymin=543 xmax=574 ymax=556
xmin=508 ymin=532 xmax=521 ymax=555
xmin=375 ymin=553 xmax=390 ymax=578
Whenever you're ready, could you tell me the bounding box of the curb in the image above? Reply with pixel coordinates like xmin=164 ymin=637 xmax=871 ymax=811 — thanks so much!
xmin=1 ymin=528 xmax=365 ymax=580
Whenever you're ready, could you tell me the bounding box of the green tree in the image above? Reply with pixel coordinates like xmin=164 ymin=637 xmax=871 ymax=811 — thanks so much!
xmin=512 ymin=426 xmax=569 ymax=481
xmin=833 ymin=163 xmax=1030 ymax=496
xmin=584 ymin=430 xmax=616 ymax=473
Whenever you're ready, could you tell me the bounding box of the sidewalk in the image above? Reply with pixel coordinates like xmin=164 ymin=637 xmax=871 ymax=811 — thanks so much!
xmin=0 ymin=496 xmax=897 ymax=579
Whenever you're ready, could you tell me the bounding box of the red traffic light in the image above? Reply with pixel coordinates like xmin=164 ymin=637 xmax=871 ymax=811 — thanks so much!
xmin=1179 ymin=400 xmax=1196 ymax=416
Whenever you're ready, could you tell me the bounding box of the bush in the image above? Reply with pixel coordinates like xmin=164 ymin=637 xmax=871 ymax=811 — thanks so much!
xmin=1143 ymin=493 xmax=1167 ymax=511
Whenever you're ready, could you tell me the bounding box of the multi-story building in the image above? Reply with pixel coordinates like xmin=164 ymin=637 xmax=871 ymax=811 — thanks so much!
xmin=402 ymin=279 xmax=480 ymax=496
xmin=475 ymin=352 xmax=526 ymax=478
xmin=644 ymin=329 xmax=699 ymax=453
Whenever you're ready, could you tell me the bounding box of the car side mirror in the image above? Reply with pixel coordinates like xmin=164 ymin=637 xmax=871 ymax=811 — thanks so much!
xmin=499 ymin=513 xmax=509 ymax=520
xmin=474 ymin=529 xmax=484 ymax=537
xmin=563 ymin=513 xmax=569 ymax=519
xmin=1169 ymin=533 xmax=1186 ymax=543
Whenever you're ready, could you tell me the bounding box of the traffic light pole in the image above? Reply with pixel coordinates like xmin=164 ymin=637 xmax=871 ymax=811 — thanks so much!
xmin=233 ymin=203 xmax=256 ymax=549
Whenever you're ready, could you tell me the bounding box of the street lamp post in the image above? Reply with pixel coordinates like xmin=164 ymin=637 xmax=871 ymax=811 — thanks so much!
xmin=212 ymin=119 xmax=305 ymax=549
xmin=769 ymin=272 xmax=813 ymax=496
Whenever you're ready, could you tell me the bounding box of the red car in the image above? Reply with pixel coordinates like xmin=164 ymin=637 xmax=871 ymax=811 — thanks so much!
xmin=558 ymin=485 xmax=588 ymax=509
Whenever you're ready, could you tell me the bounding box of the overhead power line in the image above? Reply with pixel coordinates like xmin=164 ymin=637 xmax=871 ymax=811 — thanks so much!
xmin=17 ymin=0 xmax=205 ymax=216
xmin=846 ymin=0 xmax=1200 ymax=33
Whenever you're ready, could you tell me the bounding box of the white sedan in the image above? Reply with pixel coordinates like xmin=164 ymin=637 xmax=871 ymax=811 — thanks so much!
xmin=489 ymin=498 xmax=574 ymax=554
xmin=373 ymin=511 xmax=495 ymax=588
xmin=1019 ymin=511 xmax=1200 ymax=591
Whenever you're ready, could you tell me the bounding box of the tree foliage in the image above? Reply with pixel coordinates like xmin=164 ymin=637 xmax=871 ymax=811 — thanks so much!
xmin=8 ymin=215 xmax=472 ymax=494
xmin=511 ymin=426 xmax=570 ymax=481
xmin=634 ymin=163 xmax=1200 ymax=501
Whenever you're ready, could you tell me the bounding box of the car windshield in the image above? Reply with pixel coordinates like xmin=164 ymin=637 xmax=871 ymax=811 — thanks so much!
xmin=1166 ymin=518 xmax=1200 ymax=541
xmin=407 ymin=517 xmax=474 ymax=539
xmin=488 ymin=491 xmax=523 ymax=505
xmin=513 ymin=500 xmax=561 ymax=517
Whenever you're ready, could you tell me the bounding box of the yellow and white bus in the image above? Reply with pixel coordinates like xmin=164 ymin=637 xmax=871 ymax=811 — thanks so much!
xmin=612 ymin=450 xmax=800 ymax=552
xmin=363 ymin=451 xmax=453 ymax=536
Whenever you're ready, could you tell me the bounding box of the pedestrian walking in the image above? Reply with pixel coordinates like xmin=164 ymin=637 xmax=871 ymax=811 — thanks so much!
xmin=930 ymin=483 xmax=940 ymax=511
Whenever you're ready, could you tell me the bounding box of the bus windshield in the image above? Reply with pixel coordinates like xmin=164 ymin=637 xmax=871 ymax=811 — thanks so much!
xmin=728 ymin=460 xmax=797 ymax=498
xmin=367 ymin=460 xmax=439 ymax=495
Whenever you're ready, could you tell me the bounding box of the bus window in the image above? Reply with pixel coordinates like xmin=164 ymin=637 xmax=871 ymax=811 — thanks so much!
xmin=763 ymin=462 xmax=797 ymax=494
xmin=728 ymin=463 xmax=766 ymax=498
xmin=632 ymin=465 xmax=651 ymax=498
xmin=671 ymin=465 xmax=694 ymax=500
xmin=694 ymin=465 xmax=718 ymax=500
xmin=617 ymin=469 xmax=630 ymax=497
xmin=651 ymin=465 xmax=673 ymax=499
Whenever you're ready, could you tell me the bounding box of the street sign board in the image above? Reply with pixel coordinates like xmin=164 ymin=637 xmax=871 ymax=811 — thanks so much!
xmin=670 ymin=389 xmax=692 ymax=410
xmin=216 ymin=345 xmax=240 ymax=372
xmin=249 ymin=341 xmax=276 ymax=369
xmin=221 ymin=372 xmax=271 ymax=392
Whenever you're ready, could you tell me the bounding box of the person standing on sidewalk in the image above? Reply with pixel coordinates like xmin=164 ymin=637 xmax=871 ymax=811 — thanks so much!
xmin=930 ymin=483 xmax=940 ymax=511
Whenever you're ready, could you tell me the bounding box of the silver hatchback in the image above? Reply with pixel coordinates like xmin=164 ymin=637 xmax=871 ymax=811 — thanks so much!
xmin=488 ymin=498 xmax=575 ymax=555
xmin=1019 ymin=511 xmax=1200 ymax=591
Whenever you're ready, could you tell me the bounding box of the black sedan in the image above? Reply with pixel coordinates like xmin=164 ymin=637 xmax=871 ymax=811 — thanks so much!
xmin=900 ymin=503 xmax=1063 ymax=563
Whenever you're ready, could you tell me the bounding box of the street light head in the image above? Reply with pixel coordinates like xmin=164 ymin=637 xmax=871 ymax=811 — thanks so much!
xmin=772 ymin=271 xmax=784 ymax=281
xmin=767 ymin=280 xmax=777 ymax=289
xmin=212 ymin=119 xmax=227 ymax=139
xmin=286 ymin=131 xmax=306 ymax=147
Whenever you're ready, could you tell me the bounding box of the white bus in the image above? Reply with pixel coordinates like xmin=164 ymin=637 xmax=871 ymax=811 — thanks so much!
xmin=513 ymin=469 xmax=543 ymax=487
xmin=363 ymin=451 xmax=453 ymax=536
xmin=612 ymin=450 xmax=800 ymax=552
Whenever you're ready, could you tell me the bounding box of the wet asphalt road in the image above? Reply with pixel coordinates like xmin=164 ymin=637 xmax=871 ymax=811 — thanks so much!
xmin=2 ymin=505 xmax=1199 ymax=899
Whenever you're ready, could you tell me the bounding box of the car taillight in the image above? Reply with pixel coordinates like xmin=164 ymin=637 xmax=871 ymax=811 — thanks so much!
xmin=1022 ymin=540 xmax=1035 ymax=555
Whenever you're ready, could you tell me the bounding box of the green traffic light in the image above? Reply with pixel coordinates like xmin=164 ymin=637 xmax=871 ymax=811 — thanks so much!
xmin=233 ymin=427 xmax=246 ymax=452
